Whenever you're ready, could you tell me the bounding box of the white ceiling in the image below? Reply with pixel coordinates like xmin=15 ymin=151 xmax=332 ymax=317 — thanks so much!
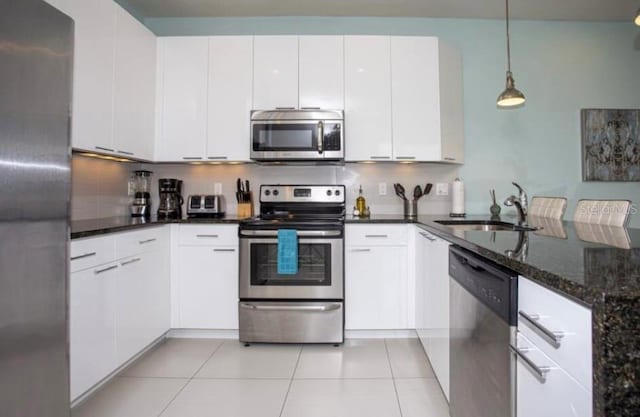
xmin=121 ymin=0 xmax=639 ymax=22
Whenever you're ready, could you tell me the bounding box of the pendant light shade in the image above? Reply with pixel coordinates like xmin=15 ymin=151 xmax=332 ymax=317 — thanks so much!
xmin=635 ymin=8 xmax=640 ymax=26
xmin=497 ymin=0 xmax=525 ymax=108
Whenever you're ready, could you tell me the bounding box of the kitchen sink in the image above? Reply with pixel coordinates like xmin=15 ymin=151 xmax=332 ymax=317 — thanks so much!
xmin=435 ymin=220 xmax=539 ymax=232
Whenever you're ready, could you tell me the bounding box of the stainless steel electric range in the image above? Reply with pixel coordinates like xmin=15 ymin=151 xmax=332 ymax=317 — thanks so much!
xmin=238 ymin=184 xmax=345 ymax=344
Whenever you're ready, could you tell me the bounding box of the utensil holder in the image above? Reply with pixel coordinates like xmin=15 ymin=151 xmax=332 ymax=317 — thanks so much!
xmin=237 ymin=203 xmax=253 ymax=219
xmin=404 ymin=200 xmax=418 ymax=219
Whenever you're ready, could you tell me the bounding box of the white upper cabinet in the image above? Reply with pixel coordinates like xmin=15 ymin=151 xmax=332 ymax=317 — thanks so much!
xmin=156 ymin=37 xmax=209 ymax=161
xmin=112 ymin=5 xmax=156 ymax=160
xmin=207 ymin=36 xmax=253 ymax=162
xmin=253 ymin=36 xmax=299 ymax=110
xmin=299 ymin=36 xmax=344 ymax=110
xmin=44 ymin=0 xmax=70 ymax=14
xmin=391 ymin=37 xmax=464 ymax=163
xmin=344 ymin=36 xmax=393 ymax=161
xmin=68 ymin=0 xmax=116 ymax=153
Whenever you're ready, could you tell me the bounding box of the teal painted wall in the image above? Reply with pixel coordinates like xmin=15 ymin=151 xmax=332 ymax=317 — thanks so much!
xmin=145 ymin=17 xmax=640 ymax=226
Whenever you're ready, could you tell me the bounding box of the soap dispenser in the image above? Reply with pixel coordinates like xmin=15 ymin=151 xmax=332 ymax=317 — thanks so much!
xmin=354 ymin=185 xmax=370 ymax=217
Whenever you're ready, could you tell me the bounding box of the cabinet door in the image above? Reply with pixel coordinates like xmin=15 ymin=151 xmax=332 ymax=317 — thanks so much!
xmin=207 ymin=36 xmax=253 ymax=161
xmin=178 ymin=246 xmax=239 ymax=329
xmin=157 ymin=37 xmax=209 ymax=161
xmin=391 ymin=37 xmax=441 ymax=161
xmin=414 ymin=230 xmax=431 ymax=352
xmin=299 ymin=36 xmax=344 ymax=110
xmin=68 ymin=0 xmax=116 ymax=153
xmin=253 ymin=36 xmax=298 ymax=110
xmin=112 ymin=5 xmax=156 ymax=160
xmin=344 ymin=36 xmax=392 ymax=161
xmin=345 ymin=246 xmax=408 ymax=329
xmin=70 ymin=263 xmax=118 ymax=400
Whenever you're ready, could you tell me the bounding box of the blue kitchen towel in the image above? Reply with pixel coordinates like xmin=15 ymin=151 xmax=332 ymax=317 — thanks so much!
xmin=277 ymin=229 xmax=298 ymax=275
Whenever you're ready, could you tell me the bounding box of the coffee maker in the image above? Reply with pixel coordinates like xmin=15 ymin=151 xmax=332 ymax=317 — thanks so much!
xmin=157 ymin=178 xmax=184 ymax=219
xmin=130 ymin=170 xmax=153 ymax=217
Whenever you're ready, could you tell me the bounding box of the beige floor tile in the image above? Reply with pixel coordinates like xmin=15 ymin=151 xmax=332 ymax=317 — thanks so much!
xmin=281 ymin=379 xmax=401 ymax=417
xmin=294 ymin=339 xmax=392 ymax=379
xmin=123 ymin=338 xmax=223 ymax=378
xmin=72 ymin=377 xmax=188 ymax=417
xmin=385 ymin=338 xmax=435 ymax=378
xmin=195 ymin=341 xmax=301 ymax=379
xmin=160 ymin=378 xmax=290 ymax=417
xmin=395 ymin=378 xmax=450 ymax=417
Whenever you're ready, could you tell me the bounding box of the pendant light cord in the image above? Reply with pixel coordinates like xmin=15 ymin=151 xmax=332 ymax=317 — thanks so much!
xmin=505 ymin=0 xmax=512 ymax=73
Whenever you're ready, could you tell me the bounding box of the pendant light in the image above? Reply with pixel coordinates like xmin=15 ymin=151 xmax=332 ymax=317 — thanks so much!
xmin=635 ymin=8 xmax=640 ymax=26
xmin=497 ymin=0 xmax=526 ymax=108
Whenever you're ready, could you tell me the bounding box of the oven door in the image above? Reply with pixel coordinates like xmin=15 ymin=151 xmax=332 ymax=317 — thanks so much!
xmin=239 ymin=230 xmax=343 ymax=300
xmin=250 ymin=120 xmax=343 ymax=161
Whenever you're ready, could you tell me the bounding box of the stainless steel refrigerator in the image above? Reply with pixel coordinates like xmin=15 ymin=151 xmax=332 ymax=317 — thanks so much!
xmin=0 ymin=1 xmax=73 ymax=416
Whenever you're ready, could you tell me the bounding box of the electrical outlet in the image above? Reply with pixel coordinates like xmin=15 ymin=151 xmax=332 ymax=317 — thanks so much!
xmin=214 ymin=183 xmax=222 ymax=195
xmin=378 ymin=182 xmax=387 ymax=196
xmin=436 ymin=183 xmax=449 ymax=196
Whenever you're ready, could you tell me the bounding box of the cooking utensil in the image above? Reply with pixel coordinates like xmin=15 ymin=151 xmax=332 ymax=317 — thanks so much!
xmin=413 ymin=185 xmax=423 ymax=200
xmin=424 ymin=183 xmax=433 ymax=195
xmin=490 ymin=189 xmax=501 ymax=216
xmin=393 ymin=183 xmax=405 ymax=200
xmin=396 ymin=183 xmax=407 ymax=200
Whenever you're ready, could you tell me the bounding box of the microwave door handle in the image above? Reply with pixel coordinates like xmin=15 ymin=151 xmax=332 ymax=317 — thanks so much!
xmin=317 ymin=121 xmax=324 ymax=154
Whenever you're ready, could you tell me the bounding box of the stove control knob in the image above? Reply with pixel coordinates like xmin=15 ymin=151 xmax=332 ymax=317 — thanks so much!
xmin=273 ymin=189 xmax=279 ymax=196
xmin=326 ymin=190 xmax=333 ymax=196
xmin=264 ymin=190 xmax=271 ymax=196
xmin=335 ymin=189 xmax=341 ymax=196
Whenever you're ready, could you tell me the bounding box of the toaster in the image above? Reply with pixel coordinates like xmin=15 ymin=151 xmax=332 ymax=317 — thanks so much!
xmin=187 ymin=195 xmax=225 ymax=218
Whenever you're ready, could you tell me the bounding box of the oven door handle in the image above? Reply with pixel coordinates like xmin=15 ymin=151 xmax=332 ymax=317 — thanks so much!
xmin=239 ymin=230 xmax=342 ymax=238
xmin=239 ymin=302 xmax=342 ymax=312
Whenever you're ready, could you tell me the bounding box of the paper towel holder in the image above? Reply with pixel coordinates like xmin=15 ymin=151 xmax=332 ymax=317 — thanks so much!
xmin=450 ymin=178 xmax=466 ymax=218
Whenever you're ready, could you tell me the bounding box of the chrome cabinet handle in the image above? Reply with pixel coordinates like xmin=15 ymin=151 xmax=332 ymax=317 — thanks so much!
xmin=350 ymin=248 xmax=371 ymax=252
xmin=419 ymin=232 xmax=436 ymax=241
xmin=207 ymin=156 xmax=228 ymax=160
xmin=213 ymin=248 xmax=236 ymax=252
xmin=518 ymin=311 xmax=564 ymax=348
xmin=182 ymin=157 xmax=203 ymax=160
xmin=239 ymin=230 xmax=341 ymax=238
xmin=365 ymin=234 xmax=388 ymax=238
xmin=139 ymin=238 xmax=157 ymax=245
xmin=317 ymin=121 xmax=324 ymax=154
xmin=510 ymin=345 xmax=551 ymax=383
xmin=196 ymin=234 xmax=219 ymax=238
xmin=120 ymin=258 xmax=141 ymax=267
xmin=94 ymin=265 xmax=118 ymax=275
xmin=275 ymin=107 xmax=295 ymax=110
xmin=370 ymin=156 xmax=391 ymax=160
xmin=117 ymin=150 xmax=134 ymax=156
xmin=396 ymin=156 xmax=416 ymax=160
xmin=70 ymin=252 xmax=97 ymax=261
xmin=95 ymin=146 xmax=114 ymax=152
xmin=444 ymin=157 xmax=456 ymax=161
xmin=239 ymin=303 xmax=341 ymax=312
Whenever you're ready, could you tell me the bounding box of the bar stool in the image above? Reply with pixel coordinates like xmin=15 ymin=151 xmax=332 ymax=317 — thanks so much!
xmin=573 ymin=199 xmax=632 ymax=227
xmin=528 ymin=197 xmax=567 ymax=220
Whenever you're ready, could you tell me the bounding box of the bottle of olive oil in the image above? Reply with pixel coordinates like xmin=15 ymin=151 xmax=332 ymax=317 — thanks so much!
xmin=356 ymin=185 xmax=366 ymax=216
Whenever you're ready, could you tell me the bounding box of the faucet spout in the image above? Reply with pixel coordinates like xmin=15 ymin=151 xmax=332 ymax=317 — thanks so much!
xmin=504 ymin=195 xmax=527 ymax=225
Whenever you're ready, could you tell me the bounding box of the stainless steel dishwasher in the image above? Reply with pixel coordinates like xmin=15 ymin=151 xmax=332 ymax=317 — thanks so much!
xmin=449 ymin=245 xmax=518 ymax=417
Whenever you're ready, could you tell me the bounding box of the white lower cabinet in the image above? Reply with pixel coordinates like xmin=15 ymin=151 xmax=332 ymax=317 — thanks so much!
xmin=516 ymin=333 xmax=592 ymax=417
xmin=414 ymin=229 xmax=451 ymax=400
xmin=70 ymin=228 xmax=170 ymax=402
xmin=345 ymin=224 xmax=408 ymax=330
xmin=175 ymin=225 xmax=239 ymax=329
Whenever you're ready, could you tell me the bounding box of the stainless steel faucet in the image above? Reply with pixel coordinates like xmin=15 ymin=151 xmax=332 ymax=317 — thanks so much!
xmin=504 ymin=182 xmax=528 ymax=225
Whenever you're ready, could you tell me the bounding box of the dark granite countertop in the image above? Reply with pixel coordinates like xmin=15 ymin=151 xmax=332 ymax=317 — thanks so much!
xmin=71 ymin=215 xmax=243 ymax=239
xmin=348 ymin=213 xmax=640 ymax=416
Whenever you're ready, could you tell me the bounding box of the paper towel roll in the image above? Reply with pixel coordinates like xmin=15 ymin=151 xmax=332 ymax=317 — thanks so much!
xmin=451 ymin=178 xmax=465 ymax=216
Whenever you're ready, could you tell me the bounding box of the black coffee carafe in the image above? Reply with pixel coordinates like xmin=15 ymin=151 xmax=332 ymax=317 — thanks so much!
xmin=157 ymin=178 xmax=183 ymax=219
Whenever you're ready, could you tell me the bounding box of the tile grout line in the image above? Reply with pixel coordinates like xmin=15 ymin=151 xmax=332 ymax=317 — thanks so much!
xmin=278 ymin=345 xmax=304 ymax=417
xmin=384 ymin=339 xmax=405 ymax=417
xmin=155 ymin=340 xmax=226 ymax=417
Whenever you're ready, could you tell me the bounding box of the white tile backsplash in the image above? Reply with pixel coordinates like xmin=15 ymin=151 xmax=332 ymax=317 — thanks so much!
xmin=71 ymin=155 xmax=460 ymax=220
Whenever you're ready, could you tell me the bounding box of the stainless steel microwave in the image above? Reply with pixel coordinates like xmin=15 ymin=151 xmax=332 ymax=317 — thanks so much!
xmin=250 ymin=109 xmax=344 ymax=162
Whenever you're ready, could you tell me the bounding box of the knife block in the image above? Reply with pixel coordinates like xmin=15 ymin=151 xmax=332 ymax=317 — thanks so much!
xmin=237 ymin=202 xmax=253 ymax=219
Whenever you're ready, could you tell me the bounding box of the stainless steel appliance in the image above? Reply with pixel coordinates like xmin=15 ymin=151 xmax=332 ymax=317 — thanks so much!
xmin=187 ymin=195 xmax=225 ymax=218
xmin=130 ymin=170 xmax=153 ymax=217
xmin=0 ymin=1 xmax=73 ymax=415
xmin=449 ymin=246 xmax=518 ymax=417
xmin=157 ymin=178 xmax=183 ymax=219
xmin=250 ymin=109 xmax=344 ymax=162
xmin=239 ymin=185 xmax=346 ymax=344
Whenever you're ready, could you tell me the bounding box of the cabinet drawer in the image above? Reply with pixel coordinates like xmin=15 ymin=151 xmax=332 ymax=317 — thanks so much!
xmin=518 ymin=277 xmax=592 ymax=391
xmin=515 ymin=332 xmax=592 ymax=417
xmin=346 ymin=224 xmax=408 ymax=246
xmin=70 ymin=236 xmax=115 ymax=273
xmin=115 ymin=226 xmax=167 ymax=259
xmin=178 ymin=224 xmax=238 ymax=246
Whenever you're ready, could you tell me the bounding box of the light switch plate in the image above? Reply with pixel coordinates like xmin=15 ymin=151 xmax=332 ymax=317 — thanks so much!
xmin=436 ymin=183 xmax=449 ymax=196
xmin=214 ymin=183 xmax=222 ymax=195
xmin=378 ymin=182 xmax=387 ymax=196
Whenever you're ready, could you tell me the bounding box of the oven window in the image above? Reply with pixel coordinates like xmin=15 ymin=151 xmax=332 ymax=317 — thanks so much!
xmin=250 ymin=242 xmax=331 ymax=286
xmin=253 ymin=124 xmax=318 ymax=151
